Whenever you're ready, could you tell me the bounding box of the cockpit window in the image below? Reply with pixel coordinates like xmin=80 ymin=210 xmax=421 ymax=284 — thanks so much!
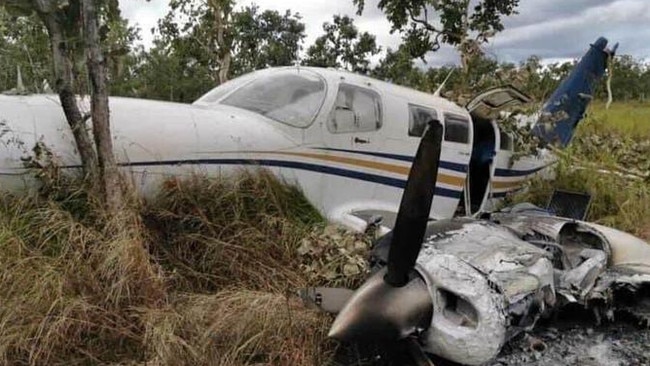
xmin=193 ymin=72 xmax=256 ymax=104
xmin=219 ymin=69 xmax=326 ymax=128
xmin=444 ymin=113 xmax=470 ymax=144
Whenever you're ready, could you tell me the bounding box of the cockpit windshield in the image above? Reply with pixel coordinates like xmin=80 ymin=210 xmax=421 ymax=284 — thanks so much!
xmin=193 ymin=72 xmax=256 ymax=104
xmin=219 ymin=69 xmax=326 ymax=128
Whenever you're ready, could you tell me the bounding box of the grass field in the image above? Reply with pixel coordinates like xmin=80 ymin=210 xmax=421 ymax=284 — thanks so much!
xmin=587 ymin=101 xmax=650 ymax=137
xmin=0 ymin=102 xmax=647 ymax=365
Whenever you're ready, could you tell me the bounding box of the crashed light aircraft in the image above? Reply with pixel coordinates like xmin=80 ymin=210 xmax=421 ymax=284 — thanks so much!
xmin=0 ymin=38 xmax=616 ymax=233
xmin=1 ymin=31 xmax=645 ymax=365
xmin=307 ymin=118 xmax=650 ymax=366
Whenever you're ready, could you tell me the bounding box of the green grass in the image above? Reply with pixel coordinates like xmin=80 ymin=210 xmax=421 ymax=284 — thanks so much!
xmin=587 ymin=101 xmax=650 ymax=137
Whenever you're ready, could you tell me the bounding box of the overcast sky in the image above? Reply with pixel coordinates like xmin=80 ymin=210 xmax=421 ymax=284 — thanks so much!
xmin=121 ymin=0 xmax=650 ymax=66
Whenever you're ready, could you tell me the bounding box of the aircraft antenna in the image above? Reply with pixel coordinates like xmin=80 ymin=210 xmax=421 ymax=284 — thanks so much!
xmin=433 ymin=69 xmax=454 ymax=98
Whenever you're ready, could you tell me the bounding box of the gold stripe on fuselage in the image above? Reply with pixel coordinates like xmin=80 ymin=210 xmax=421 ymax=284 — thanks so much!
xmin=271 ymin=151 xmax=466 ymax=188
xmin=491 ymin=179 xmax=526 ymax=190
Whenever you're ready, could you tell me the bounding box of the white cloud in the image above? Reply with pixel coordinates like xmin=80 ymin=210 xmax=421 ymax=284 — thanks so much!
xmin=120 ymin=0 xmax=170 ymax=48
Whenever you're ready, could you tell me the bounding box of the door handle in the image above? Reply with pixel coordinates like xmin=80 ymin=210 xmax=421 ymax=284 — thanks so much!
xmin=354 ymin=137 xmax=369 ymax=144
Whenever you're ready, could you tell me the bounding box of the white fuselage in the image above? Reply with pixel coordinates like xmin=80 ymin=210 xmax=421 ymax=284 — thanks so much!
xmin=0 ymin=67 xmax=552 ymax=230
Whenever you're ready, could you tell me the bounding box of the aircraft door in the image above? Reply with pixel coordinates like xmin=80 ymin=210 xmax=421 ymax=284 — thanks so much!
xmin=465 ymin=117 xmax=498 ymax=216
xmin=465 ymin=85 xmax=532 ymax=213
xmin=487 ymin=128 xmax=515 ymax=208
xmin=320 ymin=82 xmax=385 ymax=213
xmin=325 ymin=83 xmax=384 ymax=153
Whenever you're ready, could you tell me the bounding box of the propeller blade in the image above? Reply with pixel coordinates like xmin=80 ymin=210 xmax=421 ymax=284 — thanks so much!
xmin=328 ymin=268 xmax=432 ymax=342
xmin=384 ymin=120 xmax=443 ymax=286
xmin=328 ymin=120 xmax=442 ymax=343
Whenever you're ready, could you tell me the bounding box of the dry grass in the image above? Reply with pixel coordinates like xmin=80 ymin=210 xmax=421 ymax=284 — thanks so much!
xmin=0 ymin=195 xmax=165 ymax=364
xmin=143 ymin=171 xmax=322 ymax=293
xmin=141 ymin=291 xmax=333 ymax=366
xmin=0 ymin=169 xmax=358 ymax=365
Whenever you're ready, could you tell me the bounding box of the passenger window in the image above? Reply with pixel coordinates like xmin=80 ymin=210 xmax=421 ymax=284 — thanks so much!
xmin=444 ymin=113 xmax=469 ymax=143
xmin=499 ymin=130 xmax=513 ymax=151
xmin=328 ymin=84 xmax=382 ymax=133
xmin=408 ymin=105 xmax=438 ymax=137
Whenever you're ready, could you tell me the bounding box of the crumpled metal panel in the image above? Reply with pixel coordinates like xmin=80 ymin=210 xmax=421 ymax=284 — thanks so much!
xmin=409 ymin=215 xmax=650 ymax=364
xmin=413 ymin=220 xmax=556 ymax=365
xmin=416 ymin=250 xmax=507 ymax=365
xmin=331 ymin=211 xmax=650 ymax=365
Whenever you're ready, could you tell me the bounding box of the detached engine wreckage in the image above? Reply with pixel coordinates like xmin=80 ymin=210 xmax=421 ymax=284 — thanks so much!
xmin=301 ymin=122 xmax=650 ymax=365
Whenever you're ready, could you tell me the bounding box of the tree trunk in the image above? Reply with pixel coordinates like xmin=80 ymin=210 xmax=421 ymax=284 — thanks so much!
xmin=211 ymin=0 xmax=231 ymax=84
xmin=218 ymin=51 xmax=231 ymax=85
xmin=82 ymin=0 xmax=123 ymax=213
xmin=39 ymin=12 xmax=98 ymax=181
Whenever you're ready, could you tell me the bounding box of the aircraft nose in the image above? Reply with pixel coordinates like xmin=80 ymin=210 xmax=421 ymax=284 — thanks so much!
xmin=328 ymin=268 xmax=432 ymax=342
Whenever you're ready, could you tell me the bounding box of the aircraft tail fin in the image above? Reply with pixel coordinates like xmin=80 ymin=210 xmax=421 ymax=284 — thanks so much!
xmin=531 ymin=37 xmax=617 ymax=147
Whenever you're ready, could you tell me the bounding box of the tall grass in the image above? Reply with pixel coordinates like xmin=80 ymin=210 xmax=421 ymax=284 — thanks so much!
xmin=0 ymin=169 xmax=366 ymax=365
xmin=589 ymin=101 xmax=650 ymax=138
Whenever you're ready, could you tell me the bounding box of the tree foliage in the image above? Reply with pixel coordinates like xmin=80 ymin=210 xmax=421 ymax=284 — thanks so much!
xmin=303 ymin=14 xmax=380 ymax=74
xmin=231 ymin=5 xmax=306 ymax=74
xmin=0 ymin=1 xmax=138 ymax=95
xmin=601 ymin=55 xmax=650 ymax=102
xmin=0 ymin=8 xmax=51 ymax=93
xmin=354 ymin=0 xmax=519 ymax=69
xmin=2 ymin=0 xmax=649 ymax=106
xmin=133 ymin=1 xmax=306 ymax=103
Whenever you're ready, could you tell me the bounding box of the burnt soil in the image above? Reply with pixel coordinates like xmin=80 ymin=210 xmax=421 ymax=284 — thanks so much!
xmin=484 ymin=309 xmax=650 ymax=366
xmin=332 ymin=307 xmax=650 ymax=366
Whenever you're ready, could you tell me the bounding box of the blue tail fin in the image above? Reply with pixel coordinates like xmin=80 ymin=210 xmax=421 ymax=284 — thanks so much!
xmin=531 ymin=37 xmax=617 ymax=147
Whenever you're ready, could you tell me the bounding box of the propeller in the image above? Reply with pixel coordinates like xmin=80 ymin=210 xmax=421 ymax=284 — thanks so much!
xmin=328 ymin=119 xmax=443 ymax=343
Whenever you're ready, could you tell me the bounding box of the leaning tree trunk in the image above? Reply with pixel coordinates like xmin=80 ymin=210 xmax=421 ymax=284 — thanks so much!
xmin=82 ymin=0 xmax=123 ymax=213
xmin=39 ymin=12 xmax=98 ymax=181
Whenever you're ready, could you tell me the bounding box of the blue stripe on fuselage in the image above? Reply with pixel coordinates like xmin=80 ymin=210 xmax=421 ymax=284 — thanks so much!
xmin=76 ymin=158 xmax=463 ymax=199
xmin=315 ymin=147 xmax=548 ymax=178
